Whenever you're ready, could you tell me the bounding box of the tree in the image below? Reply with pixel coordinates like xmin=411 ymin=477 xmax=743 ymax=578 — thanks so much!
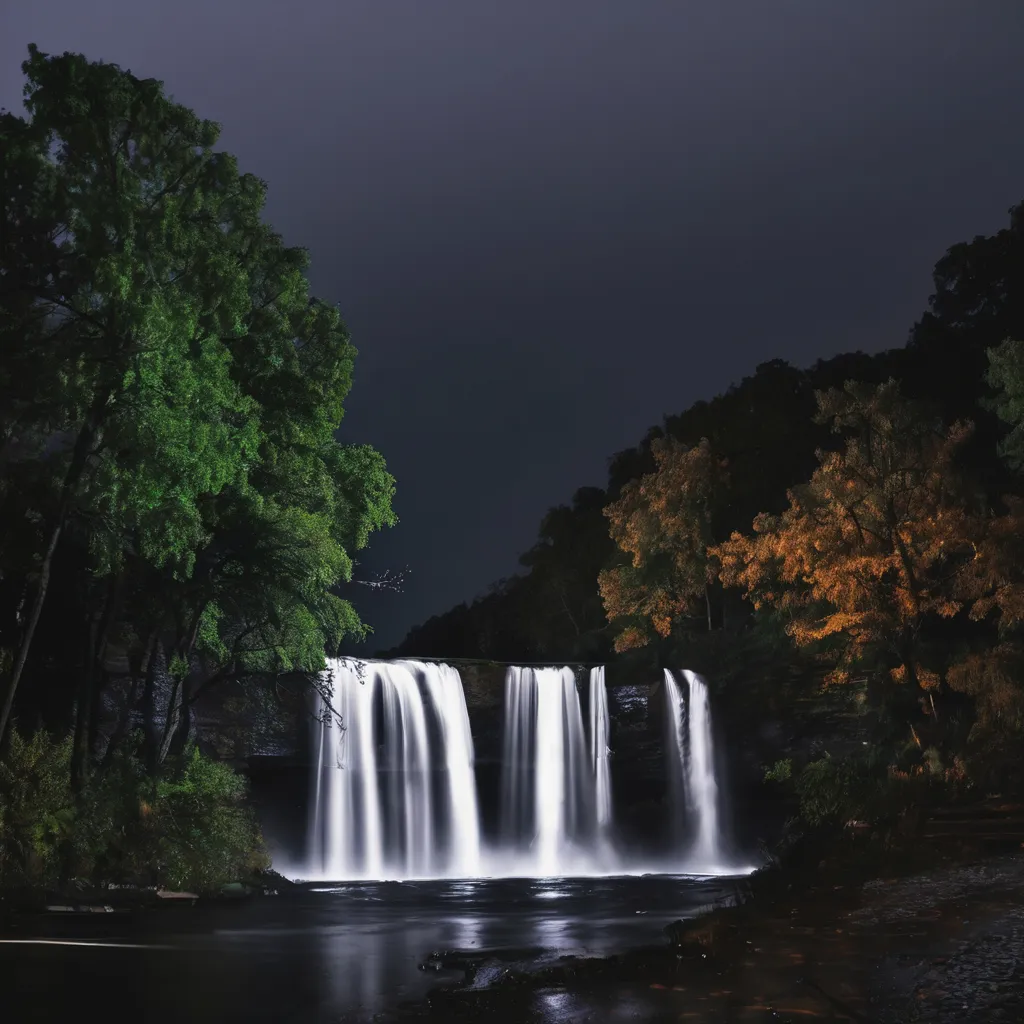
xmin=985 ymin=337 xmax=1024 ymax=471
xmin=599 ymin=437 xmax=728 ymax=652
xmin=713 ymin=380 xmax=980 ymax=690
xmin=517 ymin=487 xmax=613 ymax=660
xmin=0 ymin=47 xmax=396 ymax=759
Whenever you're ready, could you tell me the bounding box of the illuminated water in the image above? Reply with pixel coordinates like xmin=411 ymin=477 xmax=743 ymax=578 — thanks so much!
xmin=500 ymin=666 xmax=593 ymax=875
xmin=588 ymin=666 xmax=613 ymax=832
xmin=306 ymin=659 xmax=745 ymax=882
xmin=663 ymin=668 xmax=723 ymax=872
xmin=307 ymin=659 xmax=479 ymax=880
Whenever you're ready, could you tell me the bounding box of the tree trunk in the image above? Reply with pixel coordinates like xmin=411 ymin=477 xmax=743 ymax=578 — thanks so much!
xmin=156 ymin=612 xmax=203 ymax=765
xmin=0 ymin=403 xmax=105 ymax=750
xmin=103 ymin=676 xmax=140 ymax=766
xmin=157 ymin=674 xmax=185 ymax=765
xmin=142 ymin=637 xmax=162 ymax=773
xmin=105 ymin=631 xmax=156 ymax=766
xmin=71 ymin=575 xmax=121 ymax=791
xmin=704 ymin=583 xmax=713 ymax=633
xmin=0 ymin=520 xmax=62 ymax=750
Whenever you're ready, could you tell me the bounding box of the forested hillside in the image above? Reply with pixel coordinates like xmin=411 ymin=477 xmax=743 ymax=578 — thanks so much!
xmin=391 ymin=203 xmax=1024 ymax=676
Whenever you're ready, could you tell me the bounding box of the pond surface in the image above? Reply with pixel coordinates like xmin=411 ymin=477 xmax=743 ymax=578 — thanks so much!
xmin=2 ymin=874 xmax=745 ymax=1022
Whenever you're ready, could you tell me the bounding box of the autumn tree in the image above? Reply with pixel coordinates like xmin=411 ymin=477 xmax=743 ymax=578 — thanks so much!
xmin=599 ymin=437 xmax=728 ymax=652
xmin=713 ymin=380 xmax=981 ymax=691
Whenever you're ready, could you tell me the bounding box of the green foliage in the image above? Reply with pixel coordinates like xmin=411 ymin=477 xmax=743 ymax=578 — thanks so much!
xmin=0 ymin=45 xmax=396 ymax=760
xmin=149 ymin=748 xmax=269 ymax=891
xmin=763 ymin=759 xmax=793 ymax=784
xmin=0 ymin=726 xmax=266 ymax=891
xmin=794 ymin=755 xmax=869 ymax=827
xmin=986 ymin=338 xmax=1024 ymax=471
xmin=0 ymin=728 xmax=74 ymax=885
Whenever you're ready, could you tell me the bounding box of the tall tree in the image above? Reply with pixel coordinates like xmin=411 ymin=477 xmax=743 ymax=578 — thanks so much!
xmin=600 ymin=437 xmax=728 ymax=652
xmin=0 ymin=47 xmax=396 ymax=755
xmin=713 ymin=380 xmax=980 ymax=690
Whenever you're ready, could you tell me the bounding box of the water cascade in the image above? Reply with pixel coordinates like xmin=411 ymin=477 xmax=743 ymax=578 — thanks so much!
xmin=663 ymin=668 xmax=723 ymax=870
xmin=305 ymin=658 xmax=736 ymax=880
xmin=588 ymin=666 xmax=613 ymax=832
xmin=500 ymin=666 xmax=593 ymax=874
xmin=308 ymin=659 xmax=480 ymax=880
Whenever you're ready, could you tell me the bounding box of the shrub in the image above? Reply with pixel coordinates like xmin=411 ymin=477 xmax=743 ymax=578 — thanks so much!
xmin=0 ymin=727 xmax=75 ymax=886
xmin=149 ymin=747 xmax=269 ymax=891
xmin=794 ymin=754 xmax=868 ymax=826
xmin=0 ymin=726 xmax=268 ymax=892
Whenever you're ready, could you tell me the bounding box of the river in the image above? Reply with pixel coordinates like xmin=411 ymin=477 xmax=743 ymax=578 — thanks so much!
xmin=3 ymin=873 xmax=745 ymax=1022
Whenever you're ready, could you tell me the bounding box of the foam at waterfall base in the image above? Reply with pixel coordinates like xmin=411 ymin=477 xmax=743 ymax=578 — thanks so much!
xmin=278 ymin=846 xmax=760 ymax=884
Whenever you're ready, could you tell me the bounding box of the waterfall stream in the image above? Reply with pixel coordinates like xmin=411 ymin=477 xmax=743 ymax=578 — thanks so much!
xmin=305 ymin=658 xmax=733 ymax=880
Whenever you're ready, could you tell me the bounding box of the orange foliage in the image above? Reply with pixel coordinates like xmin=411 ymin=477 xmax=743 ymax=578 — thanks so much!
xmin=712 ymin=380 xmax=981 ymax=688
xmin=945 ymin=644 xmax=1024 ymax=734
xmin=599 ymin=437 xmax=728 ymax=651
xmin=956 ymin=495 xmax=1024 ymax=628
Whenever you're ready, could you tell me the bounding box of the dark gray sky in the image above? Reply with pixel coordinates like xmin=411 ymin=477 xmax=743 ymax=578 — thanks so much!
xmin=4 ymin=2 xmax=1024 ymax=649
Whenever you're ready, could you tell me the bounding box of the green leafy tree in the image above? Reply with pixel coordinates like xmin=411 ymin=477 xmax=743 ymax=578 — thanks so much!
xmin=0 ymin=47 xmax=396 ymax=761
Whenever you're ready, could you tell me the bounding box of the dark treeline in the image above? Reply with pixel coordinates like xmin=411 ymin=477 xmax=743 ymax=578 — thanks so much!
xmin=391 ymin=203 xmax=1024 ymax=669
xmin=392 ymin=201 xmax=1024 ymax=828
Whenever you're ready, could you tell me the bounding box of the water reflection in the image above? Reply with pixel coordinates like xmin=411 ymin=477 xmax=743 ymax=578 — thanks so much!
xmin=5 ymin=875 xmax=746 ymax=1023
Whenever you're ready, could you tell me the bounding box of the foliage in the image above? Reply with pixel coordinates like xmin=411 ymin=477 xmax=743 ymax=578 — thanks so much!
xmin=714 ymin=380 xmax=981 ymax=689
xmin=985 ymin=338 xmax=1024 ymax=471
xmin=763 ymin=758 xmax=793 ymax=784
xmin=600 ymin=437 xmax=729 ymax=651
xmin=392 ymin=203 xmax=1024 ymax=675
xmin=148 ymin=747 xmax=268 ymax=890
xmin=945 ymin=645 xmax=1024 ymax=791
xmin=0 ymin=46 xmax=395 ymax=762
xmin=793 ymin=755 xmax=869 ymax=827
xmin=0 ymin=727 xmax=74 ymax=885
xmin=0 ymin=725 xmax=266 ymax=891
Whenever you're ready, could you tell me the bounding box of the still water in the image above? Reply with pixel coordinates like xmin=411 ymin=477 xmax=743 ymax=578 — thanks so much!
xmin=3 ymin=874 xmax=744 ymax=1022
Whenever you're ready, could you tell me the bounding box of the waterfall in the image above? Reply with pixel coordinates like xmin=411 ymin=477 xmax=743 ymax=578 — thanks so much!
xmin=418 ymin=661 xmax=481 ymax=877
xmin=307 ymin=658 xmax=479 ymax=880
xmin=588 ymin=666 xmax=613 ymax=830
xmin=663 ymin=668 xmax=723 ymax=870
xmin=304 ymin=657 xmax=737 ymax=881
xmin=312 ymin=661 xmax=383 ymax=879
xmin=499 ymin=667 xmax=591 ymax=874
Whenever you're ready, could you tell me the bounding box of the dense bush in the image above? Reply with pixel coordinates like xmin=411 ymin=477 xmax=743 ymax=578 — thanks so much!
xmin=765 ymin=745 xmax=971 ymax=832
xmin=0 ymin=727 xmax=267 ymax=891
xmin=0 ymin=728 xmax=75 ymax=885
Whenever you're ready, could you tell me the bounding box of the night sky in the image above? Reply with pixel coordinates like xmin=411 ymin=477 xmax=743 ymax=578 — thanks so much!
xmin=3 ymin=2 xmax=1024 ymax=650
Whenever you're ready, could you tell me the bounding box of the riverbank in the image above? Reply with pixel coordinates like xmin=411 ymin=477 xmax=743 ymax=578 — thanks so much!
xmin=0 ymin=868 xmax=296 ymax=923
xmin=394 ymin=806 xmax=1024 ymax=1022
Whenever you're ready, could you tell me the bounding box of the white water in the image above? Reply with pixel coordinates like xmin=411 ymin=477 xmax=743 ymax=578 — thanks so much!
xmin=307 ymin=658 xmax=479 ymax=880
xmin=588 ymin=666 xmax=613 ymax=831
xmin=309 ymin=661 xmax=383 ymax=879
xmin=500 ymin=666 xmax=593 ymax=875
xmin=303 ymin=659 xmax=742 ymax=881
xmin=663 ymin=668 xmax=723 ymax=871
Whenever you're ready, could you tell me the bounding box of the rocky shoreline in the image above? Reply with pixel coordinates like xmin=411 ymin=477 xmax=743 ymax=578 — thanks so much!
xmin=389 ymin=833 xmax=1024 ymax=1022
